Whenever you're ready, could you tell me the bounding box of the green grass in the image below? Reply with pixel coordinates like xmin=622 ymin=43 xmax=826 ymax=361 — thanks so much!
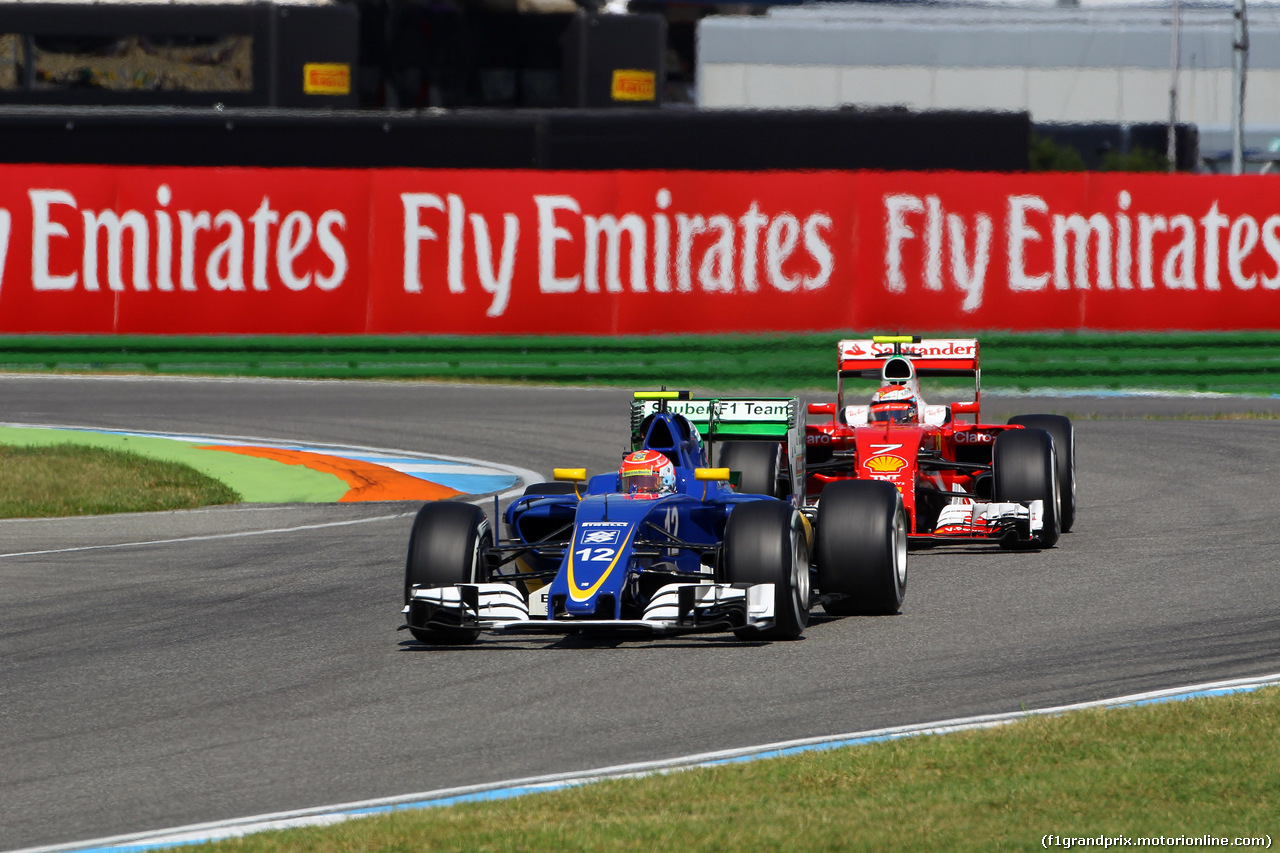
xmin=1 ymin=332 xmax=1278 ymax=394
xmin=1072 ymin=411 xmax=1280 ymax=421
xmin=0 ymin=443 xmax=240 ymax=517
xmin=201 ymin=687 xmax=1280 ymax=852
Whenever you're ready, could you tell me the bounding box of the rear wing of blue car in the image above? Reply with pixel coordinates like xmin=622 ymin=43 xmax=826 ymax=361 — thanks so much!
xmin=631 ymin=391 xmax=803 ymax=498
xmin=631 ymin=391 xmax=796 ymax=441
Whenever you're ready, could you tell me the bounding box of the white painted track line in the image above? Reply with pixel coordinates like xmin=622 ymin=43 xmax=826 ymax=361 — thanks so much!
xmin=12 ymin=671 xmax=1279 ymax=853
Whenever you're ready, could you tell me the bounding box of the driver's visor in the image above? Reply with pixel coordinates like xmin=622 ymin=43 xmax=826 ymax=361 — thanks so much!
xmin=622 ymin=471 xmax=662 ymax=494
xmin=870 ymin=402 xmax=916 ymax=424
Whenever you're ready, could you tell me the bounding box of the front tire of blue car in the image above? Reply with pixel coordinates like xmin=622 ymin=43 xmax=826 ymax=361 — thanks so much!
xmin=404 ymin=502 xmax=492 ymax=645
xmin=816 ymin=480 xmax=908 ymax=616
xmin=723 ymin=501 xmax=810 ymax=641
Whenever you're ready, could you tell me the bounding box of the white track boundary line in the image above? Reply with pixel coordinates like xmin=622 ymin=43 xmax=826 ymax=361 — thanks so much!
xmin=0 ymin=488 xmax=529 ymax=559
xmin=12 ymin=671 xmax=1280 ymax=853
xmin=0 ymin=514 xmax=413 ymax=559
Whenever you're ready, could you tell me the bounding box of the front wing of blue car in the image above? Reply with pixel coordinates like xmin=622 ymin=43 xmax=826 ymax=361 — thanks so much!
xmin=403 ymin=581 xmax=778 ymax=636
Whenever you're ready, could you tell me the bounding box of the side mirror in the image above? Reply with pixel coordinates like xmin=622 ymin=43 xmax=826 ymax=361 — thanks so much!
xmin=807 ymin=402 xmax=836 ymax=416
xmin=693 ymin=466 xmax=731 ymax=498
xmin=951 ymin=401 xmax=979 ymax=415
xmin=553 ymin=467 xmax=587 ymax=482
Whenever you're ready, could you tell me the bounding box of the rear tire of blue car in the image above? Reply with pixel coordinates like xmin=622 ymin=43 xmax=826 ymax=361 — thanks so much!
xmin=1008 ymin=414 xmax=1075 ymax=533
xmin=522 ymin=482 xmax=577 ymax=496
xmin=993 ymin=427 xmax=1061 ymax=550
xmin=404 ymin=502 xmax=492 ymax=645
xmin=723 ymin=501 xmax=810 ymax=640
xmin=816 ymin=480 xmax=908 ymax=616
xmin=718 ymin=441 xmax=783 ymax=498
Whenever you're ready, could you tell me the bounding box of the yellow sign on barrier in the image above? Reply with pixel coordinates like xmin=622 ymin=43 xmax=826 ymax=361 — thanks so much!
xmin=611 ymin=69 xmax=655 ymax=102
xmin=303 ymin=63 xmax=351 ymax=96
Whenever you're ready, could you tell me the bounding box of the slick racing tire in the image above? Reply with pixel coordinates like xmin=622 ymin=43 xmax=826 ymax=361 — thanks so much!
xmin=522 ymin=482 xmax=577 ymax=496
xmin=1009 ymin=414 xmax=1076 ymax=533
xmin=815 ymin=480 xmax=908 ymax=616
xmin=404 ymin=502 xmax=493 ymax=644
xmin=718 ymin=441 xmax=783 ymax=499
xmin=723 ymin=501 xmax=810 ymax=640
xmin=993 ymin=427 xmax=1061 ymax=550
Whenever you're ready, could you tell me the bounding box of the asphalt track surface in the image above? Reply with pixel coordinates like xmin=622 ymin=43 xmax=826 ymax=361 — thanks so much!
xmin=2 ymin=375 xmax=1279 ymax=851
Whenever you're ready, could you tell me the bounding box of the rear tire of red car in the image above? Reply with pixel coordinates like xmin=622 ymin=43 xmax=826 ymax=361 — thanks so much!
xmin=993 ymin=427 xmax=1061 ymax=549
xmin=816 ymin=480 xmax=908 ymax=616
xmin=1009 ymin=414 xmax=1075 ymax=533
xmin=718 ymin=441 xmax=784 ymax=498
xmin=723 ymin=501 xmax=810 ymax=640
xmin=404 ymin=502 xmax=492 ymax=644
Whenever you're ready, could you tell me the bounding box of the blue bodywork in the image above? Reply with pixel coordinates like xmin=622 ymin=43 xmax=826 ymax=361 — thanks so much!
xmin=496 ymin=409 xmax=775 ymax=621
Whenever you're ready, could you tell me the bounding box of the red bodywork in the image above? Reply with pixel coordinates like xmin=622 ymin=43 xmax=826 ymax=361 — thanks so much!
xmin=804 ymin=338 xmax=1023 ymax=543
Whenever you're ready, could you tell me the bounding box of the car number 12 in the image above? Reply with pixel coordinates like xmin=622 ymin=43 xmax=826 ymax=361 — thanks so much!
xmin=576 ymin=547 xmax=616 ymax=562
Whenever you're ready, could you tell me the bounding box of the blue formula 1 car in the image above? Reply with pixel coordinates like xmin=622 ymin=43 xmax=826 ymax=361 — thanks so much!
xmin=400 ymin=391 xmax=907 ymax=644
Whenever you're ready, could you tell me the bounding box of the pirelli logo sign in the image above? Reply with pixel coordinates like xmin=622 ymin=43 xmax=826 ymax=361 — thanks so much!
xmin=303 ymin=63 xmax=351 ymax=96
xmin=611 ymin=69 xmax=655 ymax=102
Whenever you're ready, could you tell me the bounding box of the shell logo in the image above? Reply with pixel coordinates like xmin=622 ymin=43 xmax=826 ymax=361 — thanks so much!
xmin=865 ymin=454 xmax=908 ymax=474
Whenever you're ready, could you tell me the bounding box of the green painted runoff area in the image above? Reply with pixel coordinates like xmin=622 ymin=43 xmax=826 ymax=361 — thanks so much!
xmin=0 ymin=427 xmax=347 ymax=503
xmin=0 ymin=333 xmax=1276 ymax=394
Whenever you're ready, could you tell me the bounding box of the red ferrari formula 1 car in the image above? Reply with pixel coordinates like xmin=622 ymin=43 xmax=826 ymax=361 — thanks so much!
xmin=804 ymin=336 xmax=1075 ymax=549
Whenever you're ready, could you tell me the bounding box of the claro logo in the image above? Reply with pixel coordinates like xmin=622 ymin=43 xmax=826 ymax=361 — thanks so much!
xmin=954 ymin=431 xmax=993 ymax=444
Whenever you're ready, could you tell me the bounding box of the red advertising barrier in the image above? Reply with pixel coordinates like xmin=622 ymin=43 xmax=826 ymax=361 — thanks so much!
xmin=3 ymin=165 xmax=1279 ymax=334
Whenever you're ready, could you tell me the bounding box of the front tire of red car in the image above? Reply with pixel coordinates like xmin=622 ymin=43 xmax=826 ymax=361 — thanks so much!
xmin=1009 ymin=414 xmax=1075 ymax=533
xmin=993 ymin=427 xmax=1061 ymax=550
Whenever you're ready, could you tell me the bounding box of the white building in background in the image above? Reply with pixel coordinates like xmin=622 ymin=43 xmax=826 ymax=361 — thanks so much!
xmin=696 ymin=2 xmax=1280 ymax=163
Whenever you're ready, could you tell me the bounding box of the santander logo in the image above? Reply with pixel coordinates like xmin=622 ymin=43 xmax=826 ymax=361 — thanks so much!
xmin=880 ymin=341 xmax=977 ymax=358
xmin=840 ymin=339 xmax=977 ymax=362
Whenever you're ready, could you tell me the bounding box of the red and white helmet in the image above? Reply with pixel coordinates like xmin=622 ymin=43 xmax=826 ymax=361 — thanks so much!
xmin=870 ymin=385 xmax=919 ymax=424
xmin=619 ymin=450 xmax=676 ymax=498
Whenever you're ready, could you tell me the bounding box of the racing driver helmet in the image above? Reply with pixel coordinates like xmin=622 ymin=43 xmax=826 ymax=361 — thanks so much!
xmin=869 ymin=385 xmax=919 ymax=424
xmin=619 ymin=450 xmax=676 ymax=498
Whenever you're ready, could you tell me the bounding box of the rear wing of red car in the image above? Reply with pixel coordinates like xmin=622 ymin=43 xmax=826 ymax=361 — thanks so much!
xmin=836 ymin=336 xmax=981 ymax=415
xmin=838 ymin=336 xmax=979 ymax=376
